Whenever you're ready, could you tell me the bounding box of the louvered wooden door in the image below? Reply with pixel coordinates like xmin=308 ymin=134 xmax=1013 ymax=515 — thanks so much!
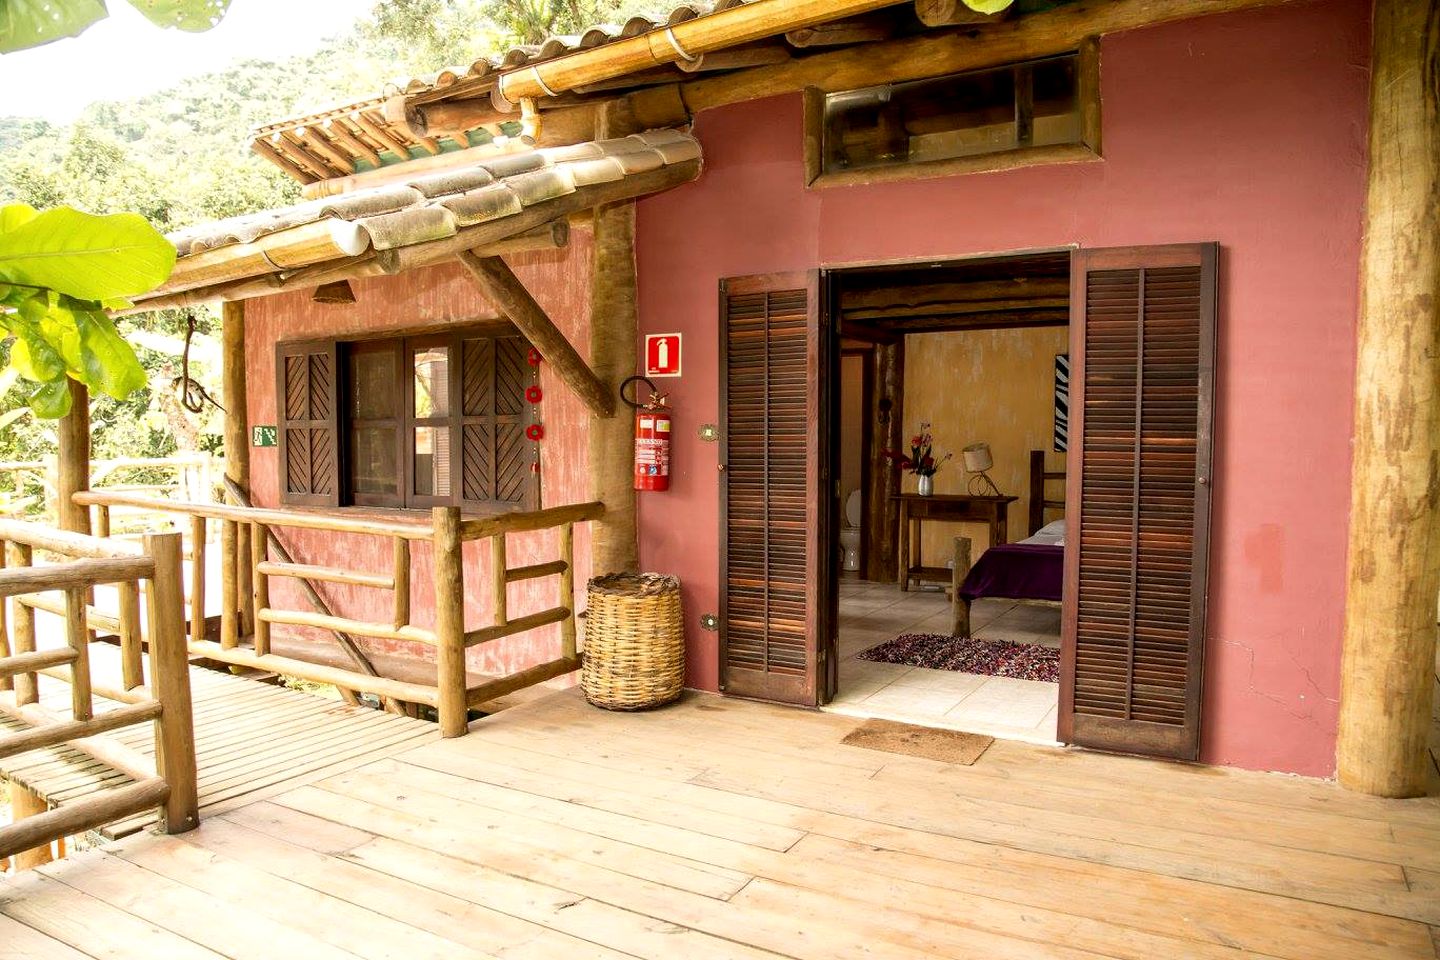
xmin=1060 ymin=244 xmax=1217 ymax=760
xmin=276 ymin=340 xmax=339 ymax=507
xmin=719 ymin=271 xmax=835 ymax=705
xmin=460 ymin=334 xmax=536 ymax=510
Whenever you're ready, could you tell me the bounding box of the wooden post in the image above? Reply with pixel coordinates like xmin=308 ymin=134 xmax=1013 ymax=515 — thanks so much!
xmin=1335 ymin=0 xmax=1440 ymax=799
xmin=559 ymin=522 xmax=577 ymax=659
xmin=950 ymin=536 xmax=973 ymax=638
xmin=251 ymin=522 xmax=270 ymax=656
xmin=64 ymin=587 xmax=92 ymax=721
xmin=220 ymin=518 xmax=239 ymax=649
xmin=7 ymin=542 xmax=36 ymax=706
xmin=117 ymin=580 xmax=144 ymax=690
xmin=189 ymin=515 xmax=207 ymax=645
xmin=0 ymin=541 xmax=9 ymax=693
xmin=865 ymin=340 xmax=904 ymax=582
xmin=587 ymin=101 xmax=641 ymax=577
xmin=56 ymin=380 xmax=91 ymax=537
xmin=8 ymin=783 xmax=54 ymax=870
xmin=144 ymin=530 xmax=199 ymax=833
xmin=491 ymin=533 xmax=508 ymax=626
xmin=392 ymin=536 xmax=411 ymax=631
xmin=222 ymin=300 xmax=254 ymax=636
xmin=433 ymin=507 xmax=468 ymax=737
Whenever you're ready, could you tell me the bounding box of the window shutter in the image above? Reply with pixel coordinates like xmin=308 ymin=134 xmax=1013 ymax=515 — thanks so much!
xmin=461 ymin=334 xmax=535 ymax=510
xmin=275 ymin=340 xmax=339 ymax=507
xmin=1060 ymin=244 xmax=1217 ymax=761
xmin=720 ymin=271 xmax=833 ymax=706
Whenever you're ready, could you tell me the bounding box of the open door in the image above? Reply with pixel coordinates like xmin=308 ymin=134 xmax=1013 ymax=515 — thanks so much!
xmin=719 ymin=270 xmax=836 ymax=706
xmin=1060 ymin=243 xmax=1217 ymax=760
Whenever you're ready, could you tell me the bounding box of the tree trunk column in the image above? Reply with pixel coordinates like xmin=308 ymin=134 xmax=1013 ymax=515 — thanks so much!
xmin=1335 ymin=0 xmax=1440 ymax=798
xmin=222 ymin=301 xmax=254 ymax=637
xmin=588 ymin=104 xmax=641 ymax=575
xmin=56 ymin=380 xmax=90 ymax=536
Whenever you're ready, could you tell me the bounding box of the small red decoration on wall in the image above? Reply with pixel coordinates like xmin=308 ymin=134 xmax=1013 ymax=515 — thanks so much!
xmin=527 ymin=347 xmax=543 ymax=366
xmin=525 ymin=384 xmax=543 ymax=403
xmin=526 ymin=423 xmax=544 ymax=441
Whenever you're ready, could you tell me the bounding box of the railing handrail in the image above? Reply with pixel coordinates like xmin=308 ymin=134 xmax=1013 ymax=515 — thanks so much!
xmin=0 ymin=453 xmax=217 ymax=472
xmin=0 ymin=518 xmax=143 ymax=559
xmin=74 ymin=490 xmax=436 ymax=540
xmin=458 ymin=500 xmax=605 ymax=541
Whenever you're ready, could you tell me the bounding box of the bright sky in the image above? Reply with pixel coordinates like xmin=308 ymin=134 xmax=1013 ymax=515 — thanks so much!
xmin=0 ymin=0 xmax=376 ymax=122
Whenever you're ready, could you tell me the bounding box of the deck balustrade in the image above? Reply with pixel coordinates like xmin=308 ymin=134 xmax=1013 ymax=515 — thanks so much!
xmin=71 ymin=490 xmax=602 ymax=737
xmin=0 ymin=520 xmax=198 ymax=864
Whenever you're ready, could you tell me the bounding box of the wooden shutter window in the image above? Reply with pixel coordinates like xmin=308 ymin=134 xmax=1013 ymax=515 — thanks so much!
xmin=275 ymin=340 xmax=339 ymax=507
xmin=461 ymin=334 xmax=536 ymax=511
xmin=720 ymin=271 xmax=831 ymax=706
xmin=1061 ymin=243 xmax=1217 ymax=761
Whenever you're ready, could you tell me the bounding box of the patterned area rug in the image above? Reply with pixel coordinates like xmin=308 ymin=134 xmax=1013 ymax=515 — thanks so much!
xmin=858 ymin=633 xmax=1061 ymax=682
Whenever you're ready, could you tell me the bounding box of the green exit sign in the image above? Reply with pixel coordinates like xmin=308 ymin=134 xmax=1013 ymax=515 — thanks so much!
xmin=252 ymin=425 xmax=277 ymax=447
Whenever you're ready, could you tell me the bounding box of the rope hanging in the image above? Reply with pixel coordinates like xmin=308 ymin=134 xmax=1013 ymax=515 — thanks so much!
xmin=173 ymin=314 xmax=225 ymax=414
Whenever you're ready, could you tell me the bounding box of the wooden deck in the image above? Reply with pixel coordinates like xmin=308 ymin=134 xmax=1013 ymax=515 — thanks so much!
xmin=3 ymin=688 xmax=1438 ymax=959
xmin=1 ymin=644 xmax=435 ymax=838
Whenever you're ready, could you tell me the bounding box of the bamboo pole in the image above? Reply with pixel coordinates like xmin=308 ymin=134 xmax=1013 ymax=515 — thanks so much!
xmin=56 ymin=380 xmax=91 ymax=537
xmin=144 ymin=530 xmax=199 ymax=833
xmin=118 ymin=580 xmax=143 ymax=689
xmin=220 ymin=518 xmax=239 ymax=649
xmin=0 ymin=540 xmax=9 ymax=693
xmin=1334 ymin=0 xmax=1440 ymax=799
xmin=433 ymin=507 xmax=468 ymax=737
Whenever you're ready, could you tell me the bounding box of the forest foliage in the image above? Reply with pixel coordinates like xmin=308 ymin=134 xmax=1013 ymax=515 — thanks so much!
xmin=0 ymin=0 xmax=665 ymax=470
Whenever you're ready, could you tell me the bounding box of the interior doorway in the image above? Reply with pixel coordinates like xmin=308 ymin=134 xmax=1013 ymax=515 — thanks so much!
xmin=823 ymin=251 xmax=1070 ymax=743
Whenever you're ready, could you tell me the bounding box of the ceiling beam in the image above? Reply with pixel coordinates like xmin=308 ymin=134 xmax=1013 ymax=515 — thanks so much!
xmin=876 ymin=309 xmax=1070 ymax=333
xmin=458 ymin=251 xmax=615 ymax=418
xmin=839 ymin=278 xmax=1070 ymax=311
xmin=845 ymin=297 xmax=1069 ymax=322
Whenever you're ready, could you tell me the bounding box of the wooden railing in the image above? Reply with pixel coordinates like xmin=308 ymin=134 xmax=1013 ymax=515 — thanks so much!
xmin=0 ymin=520 xmax=198 ymax=863
xmin=0 ymin=454 xmax=219 ymax=528
xmin=72 ymin=491 xmax=602 ymax=737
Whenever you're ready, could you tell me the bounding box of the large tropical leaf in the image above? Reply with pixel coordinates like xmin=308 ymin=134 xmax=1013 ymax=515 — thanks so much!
xmin=0 ymin=0 xmax=107 ymax=53
xmin=126 ymin=0 xmax=231 ymax=31
xmin=0 ymin=205 xmax=175 ymax=301
xmin=963 ymin=0 xmax=1016 ymax=11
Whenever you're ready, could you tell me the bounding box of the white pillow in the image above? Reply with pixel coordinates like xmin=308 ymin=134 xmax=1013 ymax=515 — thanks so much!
xmin=1037 ymin=518 xmax=1066 ymax=539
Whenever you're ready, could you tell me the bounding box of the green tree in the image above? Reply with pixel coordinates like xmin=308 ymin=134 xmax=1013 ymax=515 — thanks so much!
xmin=0 ymin=0 xmax=234 ymax=53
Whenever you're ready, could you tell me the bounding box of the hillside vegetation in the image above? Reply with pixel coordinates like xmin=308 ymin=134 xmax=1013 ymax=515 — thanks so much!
xmin=0 ymin=0 xmax=664 ymax=475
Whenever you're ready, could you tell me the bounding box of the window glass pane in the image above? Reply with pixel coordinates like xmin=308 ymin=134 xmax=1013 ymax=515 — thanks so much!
xmin=351 ymin=350 xmax=397 ymax=419
xmin=413 ymin=345 xmax=451 ymax=418
xmin=350 ymin=427 xmax=398 ymax=495
xmin=414 ymin=426 xmax=452 ymax=498
xmin=821 ymin=53 xmax=1080 ymax=174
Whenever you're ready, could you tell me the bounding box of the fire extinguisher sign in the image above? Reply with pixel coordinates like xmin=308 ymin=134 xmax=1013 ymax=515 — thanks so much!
xmin=644 ymin=333 xmax=682 ymax=378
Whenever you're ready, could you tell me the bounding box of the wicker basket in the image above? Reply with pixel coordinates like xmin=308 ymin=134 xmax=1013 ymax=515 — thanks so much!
xmin=582 ymin=572 xmax=684 ymax=711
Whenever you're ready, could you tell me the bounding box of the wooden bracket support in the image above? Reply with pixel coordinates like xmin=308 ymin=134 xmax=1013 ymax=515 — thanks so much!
xmin=458 ymin=249 xmax=616 ymax=418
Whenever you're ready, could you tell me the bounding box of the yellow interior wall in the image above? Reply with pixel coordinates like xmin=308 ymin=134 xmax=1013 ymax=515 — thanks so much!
xmin=902 ymin=325 xmax=1069 ymax=566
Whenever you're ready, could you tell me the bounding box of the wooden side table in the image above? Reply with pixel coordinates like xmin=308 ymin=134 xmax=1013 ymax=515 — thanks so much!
xmin=893 ymin=493 xmax=1018 ymax=590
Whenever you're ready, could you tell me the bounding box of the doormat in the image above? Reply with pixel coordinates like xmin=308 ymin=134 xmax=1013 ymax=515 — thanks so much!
xmin=842 ymin=718 xmax=993 ymax=765
xmin=857 ymin=633 xmax=1060 ymax=682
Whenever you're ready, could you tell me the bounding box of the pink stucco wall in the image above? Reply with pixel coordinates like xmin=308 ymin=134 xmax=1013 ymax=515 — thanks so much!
xmin=634 ymin=0 xmax=1370 ymax=776
xmin=245 ymin=237 xmax=593 ymax=682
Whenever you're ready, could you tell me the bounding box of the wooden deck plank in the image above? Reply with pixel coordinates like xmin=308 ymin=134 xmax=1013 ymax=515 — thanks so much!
xmin=3 ymin=688 xmax=1438 ymax=960
xmin=1 ymin=640 xmax=435 ymax=838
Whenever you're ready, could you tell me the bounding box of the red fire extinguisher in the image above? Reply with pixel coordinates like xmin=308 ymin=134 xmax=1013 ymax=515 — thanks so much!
xmin=623 ymin=376 xmax=671 ymax=492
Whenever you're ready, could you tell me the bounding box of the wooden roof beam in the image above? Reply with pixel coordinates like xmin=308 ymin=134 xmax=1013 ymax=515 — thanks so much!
xmin=681 ymin=0 xmax=1297 ymax=113
xmin=914 ymin=0 xmax=1002 ymax=27
xmin=458 ymin=251 xmax=615 ymax=418
xmin=785 ymin=10 xmax=901 ymax=48
xmin=840 ymin=278 xmax=1071 ymax=311
xmin=845 ymin=297 xmax=1070 ymax=321
xmin=868 ymin=309 xmax=1070 ymax=333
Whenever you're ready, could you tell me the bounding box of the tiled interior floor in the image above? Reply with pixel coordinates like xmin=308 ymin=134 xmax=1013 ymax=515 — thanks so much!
xmin=824 ymin=578 xmax=1061 ymax=744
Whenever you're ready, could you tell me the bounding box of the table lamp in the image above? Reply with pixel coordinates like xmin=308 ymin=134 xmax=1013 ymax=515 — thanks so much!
xmin=962 ymin=442 xmax=1003 ymax=496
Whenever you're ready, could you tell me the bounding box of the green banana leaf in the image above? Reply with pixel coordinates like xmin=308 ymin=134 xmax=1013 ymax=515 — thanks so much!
xmin=0 ymin=204 xmax=176 ymax=301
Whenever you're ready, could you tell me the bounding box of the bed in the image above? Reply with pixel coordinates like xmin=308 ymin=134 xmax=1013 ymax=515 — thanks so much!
xmin=950 ymin=450 xmax=1065 ymax=637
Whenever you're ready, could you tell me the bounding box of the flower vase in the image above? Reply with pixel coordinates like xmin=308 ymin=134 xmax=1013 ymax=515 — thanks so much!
xmin=917 ymin=474 xmax=934 ymax=497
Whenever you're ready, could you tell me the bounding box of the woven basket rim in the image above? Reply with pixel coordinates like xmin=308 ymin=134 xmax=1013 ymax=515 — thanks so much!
xmin=587 ymin=572 xmax=681 ymax=596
